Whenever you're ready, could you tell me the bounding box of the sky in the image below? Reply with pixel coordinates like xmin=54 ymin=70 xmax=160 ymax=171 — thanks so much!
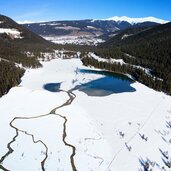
xmin=0 ymin=0 xmax=171 ymax=22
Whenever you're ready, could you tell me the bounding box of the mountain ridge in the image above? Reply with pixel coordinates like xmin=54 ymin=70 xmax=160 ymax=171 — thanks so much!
xmin=18 ymin=16 xmax=169 ymax=25
xmin=100 ymin=16 xmax=169 ymax=24
xmin=23 ymin=16 xmax=165 ymax=45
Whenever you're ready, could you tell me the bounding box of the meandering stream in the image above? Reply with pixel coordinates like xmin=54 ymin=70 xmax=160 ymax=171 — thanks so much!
xmin=0 ymin=90 xmax=77 ymax=171
xmin=0 ymin=67 xmax=136 ymax=171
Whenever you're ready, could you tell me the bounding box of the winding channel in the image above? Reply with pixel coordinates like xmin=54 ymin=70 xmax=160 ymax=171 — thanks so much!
xmin=0 ymin=89 xmax=77 ymax=171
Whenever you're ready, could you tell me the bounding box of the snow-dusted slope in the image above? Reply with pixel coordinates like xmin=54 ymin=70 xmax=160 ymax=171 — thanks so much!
xmin=0 ymin=17 xmax=23 ymax=39
xmin=103 ymin=16 xmax=169 ymax=24
xmin=43 ymin=35 xmax=104 ymax=45
xmin=0 ymin=28 xmax=22 ymax=39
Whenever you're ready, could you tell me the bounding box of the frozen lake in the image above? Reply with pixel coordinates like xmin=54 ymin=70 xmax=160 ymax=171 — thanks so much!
xmin=44 ymin=69 xmax=136 ymax=96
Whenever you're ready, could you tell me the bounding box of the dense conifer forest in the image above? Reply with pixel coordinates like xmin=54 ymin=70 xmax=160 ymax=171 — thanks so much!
xmin=0 ymin=15 xmax=56 ymax=97
xmin=96 ymin=22 xmax=171 ymax=94
xmin=0 ymin=36 xmax=55 ymax=96
xmin=0 ymin=61 xmax=24 ymax=96
xmin=81 ymin=55 xmax=170 ymax=94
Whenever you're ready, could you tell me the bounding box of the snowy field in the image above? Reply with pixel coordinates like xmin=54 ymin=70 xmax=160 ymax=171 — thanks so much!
xmin=42 ymin=35 xmax=104 ymax=45
xmin=0 ymin=28 xmax=22 ymax=39
xmin=0 ymin=57 xmax=171 ymax=171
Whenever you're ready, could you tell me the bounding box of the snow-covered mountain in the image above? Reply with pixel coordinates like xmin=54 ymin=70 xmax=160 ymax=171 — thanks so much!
xmin=23 ymin=16 xmax=168 ymax=45
xmin=103 ymin=16 xmax=169 ymax=25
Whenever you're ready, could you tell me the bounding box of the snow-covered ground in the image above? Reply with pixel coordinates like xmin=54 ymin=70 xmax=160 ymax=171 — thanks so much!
xmin=0 ymin=57 xmax=171 ymax=171
xmin=42 ymin=35 xmax=104 ymax=45
xmin=88 ymin=52 xmax=152 ymax=76
xmin=88 ymin=52 xmax=125 ymax=65
xmin=0 ymin=28 xmax=22 ymax=39
xmin=121 ymin=34 xmax=133 ymax=40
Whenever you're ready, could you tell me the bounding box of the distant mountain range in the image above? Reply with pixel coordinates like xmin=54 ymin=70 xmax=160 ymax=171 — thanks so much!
xmin=23 ymin=16 xmax=169 ymax=45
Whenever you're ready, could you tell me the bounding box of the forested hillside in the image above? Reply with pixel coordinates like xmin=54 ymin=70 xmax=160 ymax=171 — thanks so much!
xmin=0 ymin=15 xmax=55 ymax=97
xmin=78 ymin=23 xmax=171 ymax=94
xmin=0 ymin=61 xmax=24 ymax=96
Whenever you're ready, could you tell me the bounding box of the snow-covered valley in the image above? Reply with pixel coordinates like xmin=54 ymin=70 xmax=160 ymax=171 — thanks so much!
xmin=42 ymin=35 xmax=104 ymax=45
xmin=0 ymin=57 xmax=171 ymax=171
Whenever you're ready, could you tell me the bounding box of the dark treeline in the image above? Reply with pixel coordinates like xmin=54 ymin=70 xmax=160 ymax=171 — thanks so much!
xmin=100 ymin=22 xmax=171 ymax=86
xmin=0 ymin=38 xmax=56 ymax=97
xmin=57 ymin=41 xmax=171 ymax=94
xmin=0 ymin=61 xmax=24 ymax=97
xmin=121 ymin=39 xmax=171 ymax=82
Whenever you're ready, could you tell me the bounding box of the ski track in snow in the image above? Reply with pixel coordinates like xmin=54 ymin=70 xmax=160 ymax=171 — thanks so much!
xmin=107 ymin=98 xmax=165 ymax=170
